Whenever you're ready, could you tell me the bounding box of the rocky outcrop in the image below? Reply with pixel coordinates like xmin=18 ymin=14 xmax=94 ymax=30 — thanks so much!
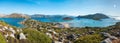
xmin=101 ymin=32 xmax=118 ymax=43
xmin=0 ymin=21 xmax=27 ymax=43
xmin=107 ymin=22 xmax=120 ymax=37
xmin=19 ymin=33 xmax=26 ymax=40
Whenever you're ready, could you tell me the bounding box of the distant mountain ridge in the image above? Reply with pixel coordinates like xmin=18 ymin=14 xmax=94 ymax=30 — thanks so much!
xmin=0 ymin=14 xmax=6 ymax=18
xmin=30 ymin=14 xmax=48 ymax=18
xmin=3 ymin=13 xmax=30 ymax=18
xmin=76 ymin=13 xmax=109 ymax=20
xmin=0 ymin=13 xmax=111 ymax=21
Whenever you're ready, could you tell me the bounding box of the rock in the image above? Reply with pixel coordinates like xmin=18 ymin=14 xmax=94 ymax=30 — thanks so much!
xmin=109 ymin=36 xmax=118 ymax=40
xmin=101 ymin=32 xmax=118 ymax=43
xmin=8 ymin=27 xmax=16 ymax=34
xmin=17 ymin=29 xmax=20 ymax=32
xmin=58 ymin=37 xmax=63 ymax=42
xmin=48 ymin=29 xmax=53 ymax=32
xmin=19 ymin=33 xmax=26 ymax=39
xmin=66 ymin=34 xmax=76 ymax=41
xmin=76 ymin=34 xmax=81 ymax=38
xmin=0 ymin=29 xmax=2 ymax=31
xmin=17 ymin=29 xmax=22 ymax=32
xmin=9 ymin=33 xmax=15 ymax=38
xmin=116 ymin=31 xmax=120 ymax=37
xmin=4 ymin=33 xmax=8 ymax=38
xmin=101 ymin=32 xmax=111 ymax=38
xmin=54 ymin=41 xmax=63 ymax=43
xmin=53 ymin=31 xmax=57 ymax=34
xmin=88 ymin=31 xmax=95 ymax=34
xmin=46 ymin=33 xmax=52 ymax=38
xmin=101 ymin=38 xmax=112 ymax=43
xmin=4 ymin=26 xmax=8 ymax=29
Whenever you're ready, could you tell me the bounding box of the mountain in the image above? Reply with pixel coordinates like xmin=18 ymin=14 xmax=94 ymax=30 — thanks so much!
xmin=4 ymin=13 xmax=30 ymax=18
xmin=30 ymin=14 xmax=48 ymax=18
xmin=76 ymin=13 xmax=109 ymax=20
xmin=0 ymin=14 xmax=6 ymax=18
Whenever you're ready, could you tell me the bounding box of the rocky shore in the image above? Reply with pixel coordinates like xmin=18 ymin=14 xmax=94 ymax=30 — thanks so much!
xmin=21 ymin=19 xmax=120 ymax=43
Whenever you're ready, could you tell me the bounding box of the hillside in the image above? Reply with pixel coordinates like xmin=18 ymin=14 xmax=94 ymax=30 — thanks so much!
xmin=0 ymin=18 xmax=120 ymax=43
xmin=0 ymin=20 xmax=52 ymax=43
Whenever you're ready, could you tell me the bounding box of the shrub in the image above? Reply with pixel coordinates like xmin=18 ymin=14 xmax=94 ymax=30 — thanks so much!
xmin=74 ymin=34 xmax=103 ymax=43
xmin=0 ymin=33 xmax=7 ymax=43
xmin=23 ymin=29 xmax=52 ymax=43
xmin=7 ymin=36 xmax=19 ymax=43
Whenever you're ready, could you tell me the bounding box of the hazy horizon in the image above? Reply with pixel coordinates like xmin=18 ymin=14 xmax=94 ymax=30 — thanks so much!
xmin=0 ymin=0 xmax=119 ymax=16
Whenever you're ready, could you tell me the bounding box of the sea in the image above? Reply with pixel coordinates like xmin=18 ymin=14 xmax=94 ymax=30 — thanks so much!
xmin=0 ymin=17 xmax=119 ymax=28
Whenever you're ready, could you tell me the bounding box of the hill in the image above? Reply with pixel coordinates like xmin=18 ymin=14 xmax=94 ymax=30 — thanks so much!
xmin=4 ymin=13 xmax=29 ymax=18
xmin=76 ymin=13 xmax=109 ymax=20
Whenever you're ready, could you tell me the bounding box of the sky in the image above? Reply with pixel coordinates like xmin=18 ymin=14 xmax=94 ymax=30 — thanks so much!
xmin=0 ymin=0 xmax=119 ymax=16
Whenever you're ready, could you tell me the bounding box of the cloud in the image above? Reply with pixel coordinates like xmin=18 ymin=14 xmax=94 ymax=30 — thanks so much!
xmin=111 ymin=16 xmax=120 ymax=20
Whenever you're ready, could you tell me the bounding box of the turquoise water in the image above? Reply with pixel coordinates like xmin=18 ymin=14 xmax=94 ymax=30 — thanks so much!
xmin=0 ymin=18 xmax=25 ymax=27
xmin=32 ymin=17 xmax=65 ymax=22
xmin=66 ymin=18 xmax=119 ymax=27
xmin=0 ymin=18 xmax=119 ymax=28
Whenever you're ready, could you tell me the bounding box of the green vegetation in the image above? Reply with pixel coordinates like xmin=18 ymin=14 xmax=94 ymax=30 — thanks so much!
xmin=74 ymin=34 xmax=103 ymax=43
xmin=0 ymin=33 xmax=6 ymax=43
xmin=0 ymin=19 xmax=119 ymax=43
xmin=23 ymin=28 xmax=52 ymax=43
xmin=7 ymin=36 xmax=19 ymax=43
xmin=0 ymin=21 xmax=9 ymax=26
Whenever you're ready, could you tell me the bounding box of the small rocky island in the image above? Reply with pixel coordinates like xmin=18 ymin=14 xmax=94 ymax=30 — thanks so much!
xmin=63 ymin=17 xmax=73 ymax=20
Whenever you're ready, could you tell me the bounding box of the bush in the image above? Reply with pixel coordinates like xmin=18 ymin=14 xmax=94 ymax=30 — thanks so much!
xmin=0 ymin=33 xmax=6 ymax=43
xmin=74 ymin=34 xmax=103 ymax=43
xmin=23 ymin=29 xmax=52 ymax=43
xmin=7 ymin=36 xmax=19 ymax=43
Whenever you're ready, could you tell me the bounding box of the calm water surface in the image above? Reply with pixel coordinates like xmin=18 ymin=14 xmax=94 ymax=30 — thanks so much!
xmin=0 ymin=18 xmax=119 ymax=28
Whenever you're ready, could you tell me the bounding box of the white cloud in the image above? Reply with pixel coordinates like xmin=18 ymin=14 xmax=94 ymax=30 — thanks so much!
xmin=112 ymin=16 xmax=120 ymax=20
